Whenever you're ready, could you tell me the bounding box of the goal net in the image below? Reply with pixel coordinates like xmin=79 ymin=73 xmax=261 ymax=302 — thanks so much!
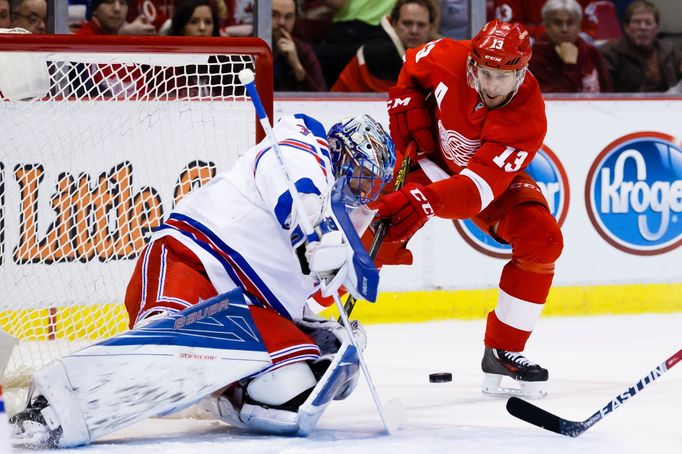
xmin=0 ymin=34 xmax=272 ymax=391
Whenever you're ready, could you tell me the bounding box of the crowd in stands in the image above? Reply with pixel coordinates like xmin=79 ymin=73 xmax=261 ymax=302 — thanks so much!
xmin=1 ymin=0 xmax=680 ymax=94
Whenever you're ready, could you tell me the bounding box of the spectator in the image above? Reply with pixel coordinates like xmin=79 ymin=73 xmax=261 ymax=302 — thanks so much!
xmin=9 ymin=0 xmax=46 ymax=34
xmin=599 ymin=0 xmax=682 ymax=92
xmin=156 ymin=0 xmax=239 ymax=99
xmin=273 ymin=0 xmax=326 ymax=92
xmin=78 ymin=0 xmax=155 ymax=35
xmin=77 ymin=0 xmax=128 ymax=35
xmin=529 ymin=0 xmax=611 ymax=92
xmin=0 ymin=0 xmax=10 ymax=28
xmin=170 ymin=0 xmax=219 ymax=37
xmin=332 ymin=0 xmax=434 ymax=92
xmin=493 ymin=0 xmax=616 ymax=42
xmin=315 ymin=0 xmax=396 ymax=88
xmin=74 ymin=0 xmax=148 ymax=97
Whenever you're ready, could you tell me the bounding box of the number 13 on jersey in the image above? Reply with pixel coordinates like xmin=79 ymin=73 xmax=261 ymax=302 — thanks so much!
xmin=493 ymin=146 xmax=528 ymax=172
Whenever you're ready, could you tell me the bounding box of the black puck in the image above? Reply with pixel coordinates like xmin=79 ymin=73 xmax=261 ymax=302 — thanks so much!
xmin=429 ymin=372 xmax=452 ymax=383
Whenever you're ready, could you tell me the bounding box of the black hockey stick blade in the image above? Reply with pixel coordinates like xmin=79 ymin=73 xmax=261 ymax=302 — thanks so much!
xmin=507 ymin=348 xmax=682 ymax=438
xmin=506 ymin=397 xmax=586 ymax=437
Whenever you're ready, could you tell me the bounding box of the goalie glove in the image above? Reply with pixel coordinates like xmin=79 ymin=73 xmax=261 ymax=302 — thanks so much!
xmin=296 ymin=307 xmax=366 ymax=401
xmin=387 ymin=86 xmax=436 ymax=156
xmin=304 ymin=217 xmax=365 ymax=301
xmin=297 ymin=307 xmax=367 ymax=356
xmin=305 ymin=217 xmax=347 ymax=279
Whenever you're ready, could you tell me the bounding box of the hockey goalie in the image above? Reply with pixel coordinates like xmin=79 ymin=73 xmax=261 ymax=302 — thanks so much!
xmin=9 ymin=113 xmax=396 ymax=448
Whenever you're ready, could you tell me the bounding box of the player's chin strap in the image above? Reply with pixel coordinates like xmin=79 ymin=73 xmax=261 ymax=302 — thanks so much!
xmin=239 ymin=69 xmax=405 ymax=434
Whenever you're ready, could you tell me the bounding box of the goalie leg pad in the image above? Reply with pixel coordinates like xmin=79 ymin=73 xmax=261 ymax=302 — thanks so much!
xmin=10 ymin=363 xmax=89 ymax=448
xmin=297 ymin=341 xmax=360 ymax=436
xmin=12 ymin=290 xmax=272 ymax=448
xmin=211 ymin=344 xmax=360 ymax=436
xmin=215 ymin=362 xmax=317 ymax=435
xmin=246 ymin=362 xmax=317 ymax=406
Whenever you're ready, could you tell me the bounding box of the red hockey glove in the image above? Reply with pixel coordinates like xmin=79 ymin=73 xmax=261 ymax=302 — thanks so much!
xmin=361 ymin=227 xmax=414 ymax=266
xmin=374 ymin=183 xmax=435 ymax=243
xmin=387 ymin=87 xmax=436 ymax=156
xmin=375 ymin=240 xmax=414 ymax=266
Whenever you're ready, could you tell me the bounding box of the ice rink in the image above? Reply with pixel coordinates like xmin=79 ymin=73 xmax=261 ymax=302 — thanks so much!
xmin=10 ymin=313 xmax=682 ymax=454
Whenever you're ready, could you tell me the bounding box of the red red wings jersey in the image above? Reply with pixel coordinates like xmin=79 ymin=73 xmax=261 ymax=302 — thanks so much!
xmin=395 ymin=38 xmax=547 ymax=202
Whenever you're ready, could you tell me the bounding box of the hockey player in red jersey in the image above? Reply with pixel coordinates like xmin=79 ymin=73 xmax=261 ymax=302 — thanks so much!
xmin=377 ymin=19 xmax=563 ymax=398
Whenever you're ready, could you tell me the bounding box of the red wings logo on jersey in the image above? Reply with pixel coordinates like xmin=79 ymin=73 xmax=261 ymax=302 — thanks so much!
xmin=437 ymin=120 xmax=481 ymax=167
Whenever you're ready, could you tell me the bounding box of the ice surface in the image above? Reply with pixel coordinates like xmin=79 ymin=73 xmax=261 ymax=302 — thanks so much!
xmin=10 ymin=314 xmax=682 ymax=454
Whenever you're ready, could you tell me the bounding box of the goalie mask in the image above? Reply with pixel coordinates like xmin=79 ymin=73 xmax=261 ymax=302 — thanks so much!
xmin=327 ymin=114 xmax=396 ymax=205
xmin=467 ymin=19 xmax=531 ymax=108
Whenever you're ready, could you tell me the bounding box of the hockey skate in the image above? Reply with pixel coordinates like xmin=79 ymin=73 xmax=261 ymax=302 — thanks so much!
xmin=9 ymin=395 xmax=62 ymax=448
xmin=481 ymin=348 xmax=548 ymax=399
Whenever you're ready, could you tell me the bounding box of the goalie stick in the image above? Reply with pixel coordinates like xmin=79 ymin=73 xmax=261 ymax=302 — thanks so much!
xmin=341 ymin=141 xmax=415 ymax=319
xmin=506 ymin=348 xmax=682 ymax=437
xmin=239 ymin=69 xmax=406 ymax=434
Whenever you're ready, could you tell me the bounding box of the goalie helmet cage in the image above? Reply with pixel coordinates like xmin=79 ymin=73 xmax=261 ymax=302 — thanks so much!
xmin=0 ymin=34 xmax=273 ymax=389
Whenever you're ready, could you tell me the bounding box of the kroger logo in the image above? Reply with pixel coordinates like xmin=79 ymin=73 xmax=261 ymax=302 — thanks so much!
xmin=454 ymin=145 xmax=569 ymax=258
xmin=585 ymin=132 xmax=682 ymax=255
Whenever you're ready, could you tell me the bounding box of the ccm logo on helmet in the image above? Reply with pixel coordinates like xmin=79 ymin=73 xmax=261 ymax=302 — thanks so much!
xmin=585 ymin=132 xmax=682 ymax=255
xmin=410 ymin=187 xmax=435 ymax=218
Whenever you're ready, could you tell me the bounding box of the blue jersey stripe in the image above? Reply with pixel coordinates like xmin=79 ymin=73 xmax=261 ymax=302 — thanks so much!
xmin=254 ymin=142 xmax=329 ymax=177
xmin=162 ymin=213 xmax=292 ymax=319
xmin=273 ymin=177 xmax=321 ymax=230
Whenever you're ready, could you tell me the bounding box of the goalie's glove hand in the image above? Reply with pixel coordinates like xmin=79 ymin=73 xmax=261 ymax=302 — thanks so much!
xmin=305 ymin=218 xmax=347 ymax=279
xmin=297 ymin=307 xmax=367 ymax=355
xmin=374 ymin=183 xmax=435 ymax=243
xmin=387 ymin=86 xmax=436 ymax=156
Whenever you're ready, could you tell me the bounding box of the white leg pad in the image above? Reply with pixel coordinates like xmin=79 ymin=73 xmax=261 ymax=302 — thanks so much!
xmin=247 ymin=362 xmax=316 ymax=406
xmin=239 ymin=403 xmax=299 ymax=434
xmin=31 ymin=361 xmax=90 ymax=447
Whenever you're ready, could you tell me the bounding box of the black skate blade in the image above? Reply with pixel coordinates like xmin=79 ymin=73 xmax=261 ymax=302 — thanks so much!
xmin=507 ymin=397 xmax=564 ymax=435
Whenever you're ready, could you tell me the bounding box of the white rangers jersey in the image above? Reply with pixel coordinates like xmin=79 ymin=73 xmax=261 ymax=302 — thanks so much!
xmin=152 ymin=114 xmax=334 ymax=321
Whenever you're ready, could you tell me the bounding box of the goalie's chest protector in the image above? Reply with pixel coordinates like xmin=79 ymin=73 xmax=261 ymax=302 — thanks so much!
xmin=155 ymin=116 xmax=333 ymax=320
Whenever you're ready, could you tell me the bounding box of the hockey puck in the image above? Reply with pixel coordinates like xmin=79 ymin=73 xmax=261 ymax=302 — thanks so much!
xmin=429 ymin=372 xmax=452 ymax=383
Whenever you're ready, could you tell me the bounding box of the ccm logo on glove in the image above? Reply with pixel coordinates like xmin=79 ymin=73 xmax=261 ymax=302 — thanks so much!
xmin=408 ymin=187 xmax=435 ymax=218
xmin=375 ymin=183 xmax=436 ymax=243
xmin=387 ymin=97 xmax=412 ymax=109
xmin=386 ymin=87 xmax=436 ymax=154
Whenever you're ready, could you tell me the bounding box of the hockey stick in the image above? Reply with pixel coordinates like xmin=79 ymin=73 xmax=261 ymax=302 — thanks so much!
xmin=506 ymin=348 xmax=682 ymax=437
xmin=239 ymin=69 xmax=406 ymax=434
xmin=341 ymin=141 xmax=415 ymax=320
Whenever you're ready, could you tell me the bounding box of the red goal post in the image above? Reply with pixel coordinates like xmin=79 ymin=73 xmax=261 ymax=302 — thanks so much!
xmin=0 ymin=34 xmax=273 ymax=391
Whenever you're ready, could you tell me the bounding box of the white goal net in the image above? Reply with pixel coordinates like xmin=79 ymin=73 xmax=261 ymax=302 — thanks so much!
xmin=0 ymin=34 xmax=272 ymax=390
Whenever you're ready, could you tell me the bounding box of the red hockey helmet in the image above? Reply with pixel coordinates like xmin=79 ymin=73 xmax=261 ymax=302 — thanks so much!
xmin=470 ymin=20 xmax=531 ymax=71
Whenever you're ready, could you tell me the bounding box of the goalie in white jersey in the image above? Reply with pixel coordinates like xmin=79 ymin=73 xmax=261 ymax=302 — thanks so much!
xmin=10 ymin=113 xmax=396 ymax=448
